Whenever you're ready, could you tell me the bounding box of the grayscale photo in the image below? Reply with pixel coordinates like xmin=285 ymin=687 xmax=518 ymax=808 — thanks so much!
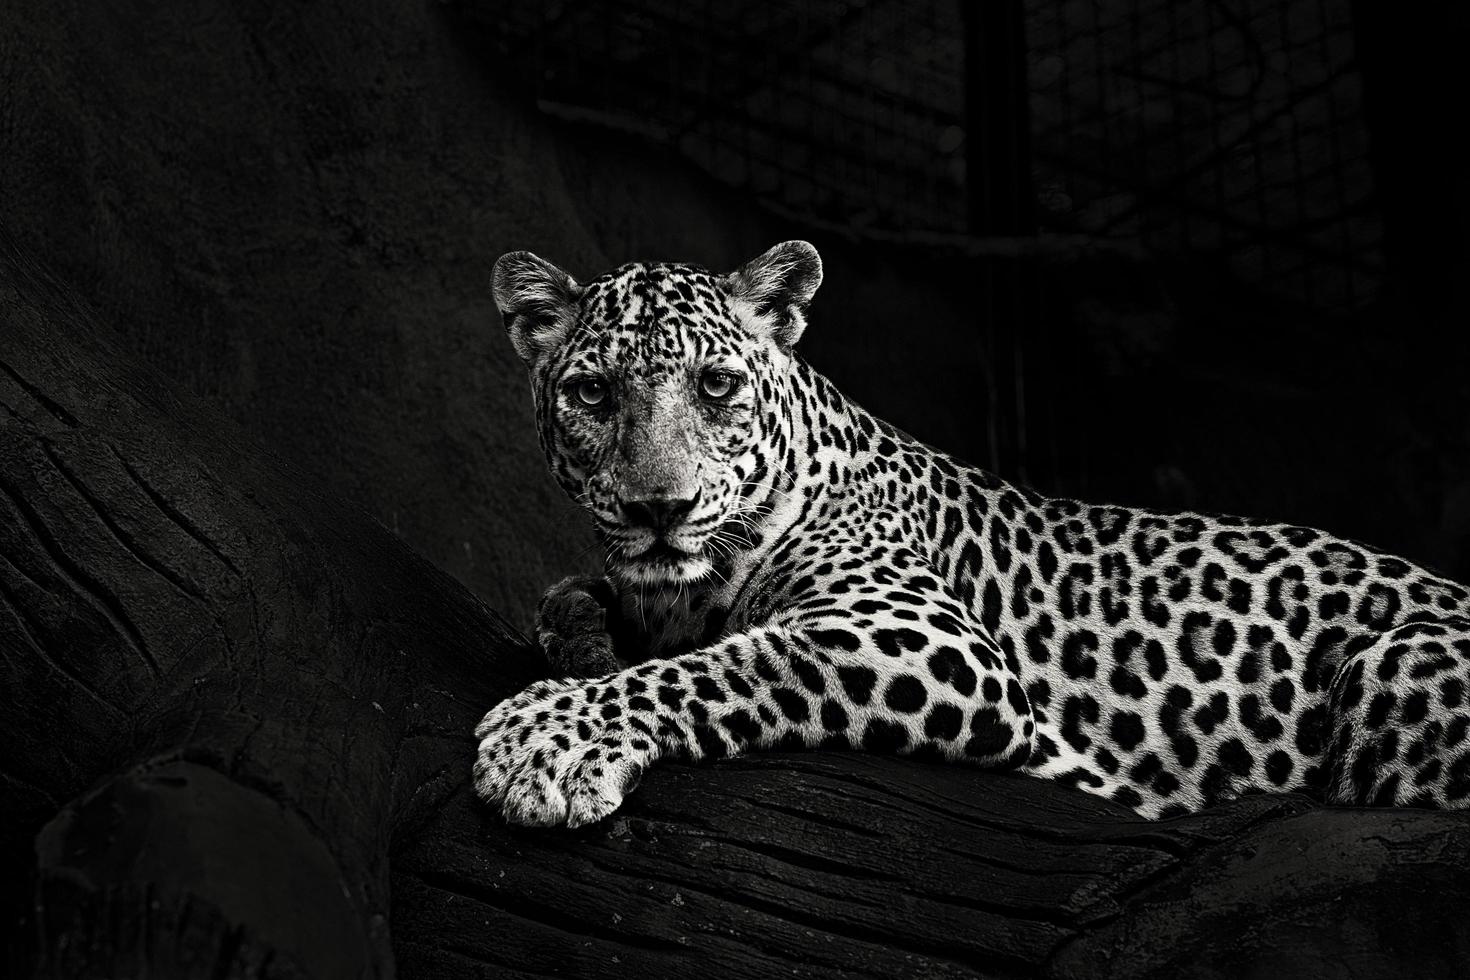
xmin=2 ymin=1 xmax=1466 ymax=977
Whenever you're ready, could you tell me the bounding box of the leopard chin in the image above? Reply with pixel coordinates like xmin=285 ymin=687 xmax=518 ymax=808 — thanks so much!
xmin=604 ymin=534 xmax=715 ymax=586
xmin=613 ymin=554 xmax=714 ymax=586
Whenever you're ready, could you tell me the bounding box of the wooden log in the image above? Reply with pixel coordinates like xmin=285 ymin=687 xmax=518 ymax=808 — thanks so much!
xmin=3 ymin=241 xmax=1468 ymax=979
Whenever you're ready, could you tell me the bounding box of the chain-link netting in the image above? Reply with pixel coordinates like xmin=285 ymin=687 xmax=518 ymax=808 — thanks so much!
xmin=466 ymin=0 xmax=1378 ymax=313
xmin=1028 ymin=0 xmax=1380 ymax=312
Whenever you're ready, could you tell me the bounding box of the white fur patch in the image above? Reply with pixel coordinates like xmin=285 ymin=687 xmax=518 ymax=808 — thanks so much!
xmin=615 ymin=556 xmax=715 ymax=587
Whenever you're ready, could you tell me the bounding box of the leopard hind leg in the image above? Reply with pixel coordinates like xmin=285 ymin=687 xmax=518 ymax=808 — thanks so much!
xmin=1324 ymin=617 xmax=1470 ymax=808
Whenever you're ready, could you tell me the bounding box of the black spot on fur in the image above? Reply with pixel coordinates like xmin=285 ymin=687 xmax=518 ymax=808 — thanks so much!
xmin=1240 ymin=694 xmax=1283 ymax=743
xmin=1112 ymin=785 xmax=1142 ymax=809
xmin=1365 ymin=691 xmax=1396 ymax=730
xmin=1025 ymin=616 xmax=1055 ymax=664
xmin=1110 ymin=711 xmax=1145 ymax=751
xmin=876 ymin=627 xmax=929 ymax=657
xmin=771 ymin=687 xmax=810 ymax=723
xmin=885 ymin=675 xmax=928 ymax=713
xmin=790 ymin=655 xmax=827 ymax=695
xmin=837 ymin=665 xmax=878 ymax=705
xmin=1037 ymin=542 xmax=1058 ymax=583
xmin=692 ymin=675 xmax=726 ymax=703
xmin=811 ymin=628 xmax=862 ymax=652
xmin=721 ymin=709 xmax=763 ymax=744
xmin=966 ymin=707 xmax=1014 ymax=758
xmin=693 ymin=724 xmax=728 ymax=759
xmin=1128 ymin=752 xmax=1163 ymax=786
xmin=1218 ymin=738 xmax=1255 ymax=775
xmin=725 ymin=670 xmax=755 ymax=699
xmin=1060 ymin=694 xmax=1100 ymax=752
xmin=1178 ymin=611 xmax=1224 ymax=683
xmin=1264 ymin=750 xmax=1293 ymax=785
xmin=1061 ymin=630 xmax=1100 ymax=680
xmin=1269 ymin=677 xmax=1295 ymax=714
xmin=1140 ymin=577 xmax=1171 ymax=628
xmin=1006 ymin=678 xmax=1028 ymax=716
xmin=863 ymin=719 xmax=910 ymax=753
xmin=981 ymin=578 xmax=1003 ymax=635
xmin=928 ymin=647 xmax=977 ymax=696
xmin=924 ymin=702 xmax=964 ymax=741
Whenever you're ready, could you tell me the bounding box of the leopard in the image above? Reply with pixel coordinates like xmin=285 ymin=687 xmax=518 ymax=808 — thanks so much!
xmin=473 ymin=240 xmax=1470 ymax=827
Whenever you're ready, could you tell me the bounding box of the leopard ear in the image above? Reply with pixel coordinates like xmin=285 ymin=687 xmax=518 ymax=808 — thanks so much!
xmin=726 ymin=241 xmax=823 ymax=349
xmin=492 ymin=251 xmax=582 ymax=365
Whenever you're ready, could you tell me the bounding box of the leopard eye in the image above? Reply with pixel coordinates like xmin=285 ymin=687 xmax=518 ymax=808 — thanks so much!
xmin=699 ymin=369 xmax=740 ymax=401
xmin=572 ymin=377 xmax=609 ymax=407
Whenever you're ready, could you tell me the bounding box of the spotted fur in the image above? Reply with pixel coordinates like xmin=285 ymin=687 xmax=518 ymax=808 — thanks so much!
xmin=473 ymin=241 xmax=1470 ymax=827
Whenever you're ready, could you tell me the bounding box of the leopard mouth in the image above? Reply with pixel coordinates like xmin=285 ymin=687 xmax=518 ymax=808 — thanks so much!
xmin=634 ymin=540 xmax=694 ymax=564
xmin=615 ymin=537 xmax=714 ymax=584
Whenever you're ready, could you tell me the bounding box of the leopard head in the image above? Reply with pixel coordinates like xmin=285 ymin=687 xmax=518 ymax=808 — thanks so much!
xmin=493 ymin=242 xmax=822 ymax=586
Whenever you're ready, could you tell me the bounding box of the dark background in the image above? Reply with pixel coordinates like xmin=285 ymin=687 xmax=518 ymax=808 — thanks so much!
xmin=3 ymin=0 xmax=1467 ymax=632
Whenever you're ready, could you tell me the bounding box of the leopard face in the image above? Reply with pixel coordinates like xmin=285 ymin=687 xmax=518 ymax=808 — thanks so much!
xmin=538 ymin=267 xmax=773 ymax=585
xmin=493 ymin=243 xmax=822 ymax=586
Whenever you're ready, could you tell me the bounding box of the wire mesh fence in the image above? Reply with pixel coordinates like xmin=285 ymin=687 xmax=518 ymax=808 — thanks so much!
xmin=1027 ymin=0 xmax=1380 ymax=312
xmin=464 ymin=0 xmax=1379 ymax=314
xmin=474 ymin=0 xmax=967 ymax=235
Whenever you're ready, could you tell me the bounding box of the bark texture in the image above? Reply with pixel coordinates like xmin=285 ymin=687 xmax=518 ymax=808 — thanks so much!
xmin=4 ymin=241 xmax=1468 ymax=979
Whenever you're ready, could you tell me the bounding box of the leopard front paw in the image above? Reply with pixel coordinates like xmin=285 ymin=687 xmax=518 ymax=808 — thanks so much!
xmin=536 ymin=575 xmax=622 ymax=678
xmin=472 ymin=679 xmax=655 ymax=828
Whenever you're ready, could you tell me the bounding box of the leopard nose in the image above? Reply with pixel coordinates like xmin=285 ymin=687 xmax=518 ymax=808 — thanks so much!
xmin=620 ymin=493 xmax=697 ymax=534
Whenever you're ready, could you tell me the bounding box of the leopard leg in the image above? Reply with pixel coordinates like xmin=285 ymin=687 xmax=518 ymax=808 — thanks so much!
xmin=473 ymin=562 xmax=1033 ymax=827
xmin=1324 ymin=616 xmax=1470 ymax=808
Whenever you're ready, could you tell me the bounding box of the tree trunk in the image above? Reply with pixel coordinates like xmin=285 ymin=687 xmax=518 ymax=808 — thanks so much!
xmin=3 ymin=241 xmax=1467 ymax=979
